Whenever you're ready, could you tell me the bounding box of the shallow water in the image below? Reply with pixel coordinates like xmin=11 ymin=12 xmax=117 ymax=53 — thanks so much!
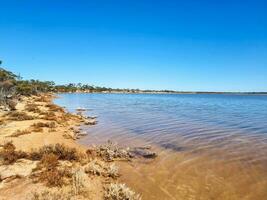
xmin=55 ymin=93 xmax=267 ymax=199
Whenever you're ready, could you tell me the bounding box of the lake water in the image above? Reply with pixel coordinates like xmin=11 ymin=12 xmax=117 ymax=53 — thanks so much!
xmin=55 ymin=93 xmax=267 ymax=200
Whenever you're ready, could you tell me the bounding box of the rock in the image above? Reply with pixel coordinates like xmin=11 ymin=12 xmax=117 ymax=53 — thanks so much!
xmin=130 ymin=148 xmax=157 ymax=159
xmin=84 ymin=119 xmax=97 ymax=125
xmin=86 ymin=116 xmax=97 ymax=119
xmin=76 ymin=108 xmax=87 ymax=112
xmin=0 ymin=159 xmax=38 ymax=181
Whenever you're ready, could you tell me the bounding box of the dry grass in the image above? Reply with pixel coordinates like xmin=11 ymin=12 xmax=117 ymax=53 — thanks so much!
xmin=107 ymin=164 xmax=119 ymax=178
xmin=36 ymin=153 xmax=64 ymax=187
xmin=46 ymin=104 xmax=64 ymax=112
xmin=35 ymin=95 xmax=51 ymax=103
xmin=32 ymin=122 xmax=56 ymax=128
xmin=41 ymin=111 xmax=70 ymax=125
xmin=0 ymin=119 xmax=5 ymax=126
xmin=71 ymin=168 xmax=87 ymax=195
xmin=30 ymin=122 xmax=56 ymax=132
xmin=8 ymin=111 xmax=35 ymax=121
xmin=10 ymin=129 xmax=31 ymax=137
xmin=84 ymin=159 xmax=105 ymax=176
xmin=29 ymin=144 xmax=82 ymax=162
xmin=84 ymin=159 xmax=119 ymax=178
xmin=104 ymin=183 xmax=141 ymax=200
xmin=41 ymin=111 xmax=57 ymax=121
xmin=25 ymin=103 xmax=42 ymax=113
xmin=0 ymin=142 xmax=28 ymax=164
xmin=31 ymin=190 xmax=72 ymax=200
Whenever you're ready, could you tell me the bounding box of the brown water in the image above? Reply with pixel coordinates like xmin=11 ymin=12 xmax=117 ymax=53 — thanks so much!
xmin=55 ymin=93 xmax=267 ymax=200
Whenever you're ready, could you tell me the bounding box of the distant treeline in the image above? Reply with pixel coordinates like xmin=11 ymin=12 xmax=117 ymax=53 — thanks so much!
xmin=1 ymin=61 xmax=267 ymax=109
xmin=0 ymin=62 xmax=183 ymax=95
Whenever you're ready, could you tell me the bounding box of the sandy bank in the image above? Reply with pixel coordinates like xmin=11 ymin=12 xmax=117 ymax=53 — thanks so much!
xmin=0 ymin=94 xmax=147 ymax=200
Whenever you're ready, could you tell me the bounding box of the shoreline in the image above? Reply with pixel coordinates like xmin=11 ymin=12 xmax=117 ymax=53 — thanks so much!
xmin=0 ymin=93 xmax=150 ymax=200
xmin=57 ymin=91 xmax=267 ymax=96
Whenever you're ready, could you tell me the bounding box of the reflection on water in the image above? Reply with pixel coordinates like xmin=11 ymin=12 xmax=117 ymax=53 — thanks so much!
xmin=55 ymin=93 xmax=267 ymax=199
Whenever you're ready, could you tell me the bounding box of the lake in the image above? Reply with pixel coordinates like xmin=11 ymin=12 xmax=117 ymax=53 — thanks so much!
xmin=55 ymin=93 xmax=267 ymax=200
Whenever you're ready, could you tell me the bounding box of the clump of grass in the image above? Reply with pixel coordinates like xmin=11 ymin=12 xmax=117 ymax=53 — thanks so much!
xmin=36 ymin=153 xmax=64 ymax=187
xmin=84 ymin=159 xmax=105 ymax=176
xmin=0 ymin=119 xmax=5 ymax=126
xmin=104 ymin=183 xmax=141 ymax=200
xmin=35 ymin=95 xmax=51 ymax=103
xmin=25 ymin=103 xmax=41 ymax=113
xmin=41 ymin=111 xmax=57 ymax=121
xmin=8 ymin=111 xmax=35 ymax=121
xmin=84 ymin=159 xmax=119 ymax=178
xmin=107 ymin=163 xmax=119 ymax=178
xmin=31 ymin=190 xmax=71 ymax=200
xmin=71 ymin=168 xmax=87 ymax=195
xmin=30 ymin=122 xmax=56 ymax=132
xmin=0 ymin=142 xmax=28 ymax=164
xmin=29 ymin=144 xmax=82 ymax=161
xmin=32 ymin=122 xmax=56 ymax=128
xmin=7 ymin=99 xmax=17 ymax=110
xmin=46 ymin=104 xmax=64 ymax=112
xmin=38 ymin=153 xmax=59 ymax=170
xmin=10 ymin=129 xmax=31 ymax=137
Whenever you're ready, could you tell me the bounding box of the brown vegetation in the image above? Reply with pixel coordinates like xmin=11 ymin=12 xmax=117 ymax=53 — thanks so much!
xmin=8 ymin=111 xmax=35 ymax=121
xmin=29 ymin=144 xmax=82 ymax=162
xmin=104 ymin=183 xmax=141 ymax=200
xmin=25 ymin=103 xmax=41 ymax=113
xmin=0 ymin=142 xmax=28 ymax=164
xmin=36 ymin=153 xmax=65 ymax=187
xmin=10 ymin=129 xmax=31 ymax=137
xmin=46 ymin=104 xmax=64 ymax=112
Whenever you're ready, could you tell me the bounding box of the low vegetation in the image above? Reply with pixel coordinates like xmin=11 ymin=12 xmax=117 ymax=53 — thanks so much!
xmin=104 ymin=183 xmax=141 ymax=200
xmin=25 ymin=103 xmax=42 ymax=113
xmin=10 ymin=129 xmax=31 ymax=137
xmin=36 ymin=153 xmax=66 ymax=187
xmin=29 ymin=144 xmax=82 ymax=161
xmin=8 ymin=111 xmax=35 ymax=121
xmin=0 ymin=142 xmax=28 ymax=164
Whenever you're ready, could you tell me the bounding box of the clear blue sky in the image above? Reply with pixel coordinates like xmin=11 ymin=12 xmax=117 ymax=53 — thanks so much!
xmin=0 ymin=0 xmax=266 ymax=92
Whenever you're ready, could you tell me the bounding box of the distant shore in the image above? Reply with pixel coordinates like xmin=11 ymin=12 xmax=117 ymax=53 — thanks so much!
xmin=59 ymin=90 xmax=267 ymax=95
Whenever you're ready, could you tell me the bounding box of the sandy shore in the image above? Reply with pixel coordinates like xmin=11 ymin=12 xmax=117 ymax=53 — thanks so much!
xmin=0 ymin=94 xmax=146 ymax=200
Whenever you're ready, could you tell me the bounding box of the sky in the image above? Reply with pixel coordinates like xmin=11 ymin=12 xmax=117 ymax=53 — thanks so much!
xmin=0 ymin=0 xmax=266 ymax=92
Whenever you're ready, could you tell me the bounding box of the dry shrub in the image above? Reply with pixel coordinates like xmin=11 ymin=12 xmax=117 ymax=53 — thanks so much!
xmin=38 ymin=153 xmax=59 ymax=170
xmin=8 ymin=111 xmax=35 ymax=121
xmin=84 ymin=159 xmax=119 ymax=178
xmin=89 ymin=141 xmax=132 ymax=162
xmin=25 ymin=103 xmax=41 ymax=113
xmin=41 ymin=112 xmax=57 ymax=121
xmin=107 ymin=164 xmax=119 ymax=178
xmin=39 ymin=167 xmax=64 ymax=187
xmin=0 ymin=119 xmax=5 ymax=126
xmin=10 ymin=129 xmax=31 ymax=137
xmin=71 ymin=168 xmax=87 ymax=195
xmin=104 ymin=183 xmax=141 ymax=200
xmin=84 ymin=159 xmax=105 ymax=176
xmin=46 ymin=104 xmax=64 ymax=112
xmin=32 ymin=122 xmax=56 ymax=129
xmin=0 ymin=142 xmax=28 ymax=164
xmin=7 ymin=99 xmax=17 ymax=110
xmin=31 ymin=189 xmax=72 ymax=200
xmin=30 ymin=122 xmax=56 ymax=132
xmin=35 ymin=95 xmax=50 ymax=103
xmin=31 ymin=126 xmax=43 ymax=132
xmin=37 ymin=153 xmax=64 ymax=187
xmin=29 ymin=144 xmax=81 ymax=162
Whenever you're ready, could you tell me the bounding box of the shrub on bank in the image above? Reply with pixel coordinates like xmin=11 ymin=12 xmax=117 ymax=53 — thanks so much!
xmin=0 ymin=142 xmax=28 ymax=164
xmin=8 ymin=111 xmax=35 ymax=121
